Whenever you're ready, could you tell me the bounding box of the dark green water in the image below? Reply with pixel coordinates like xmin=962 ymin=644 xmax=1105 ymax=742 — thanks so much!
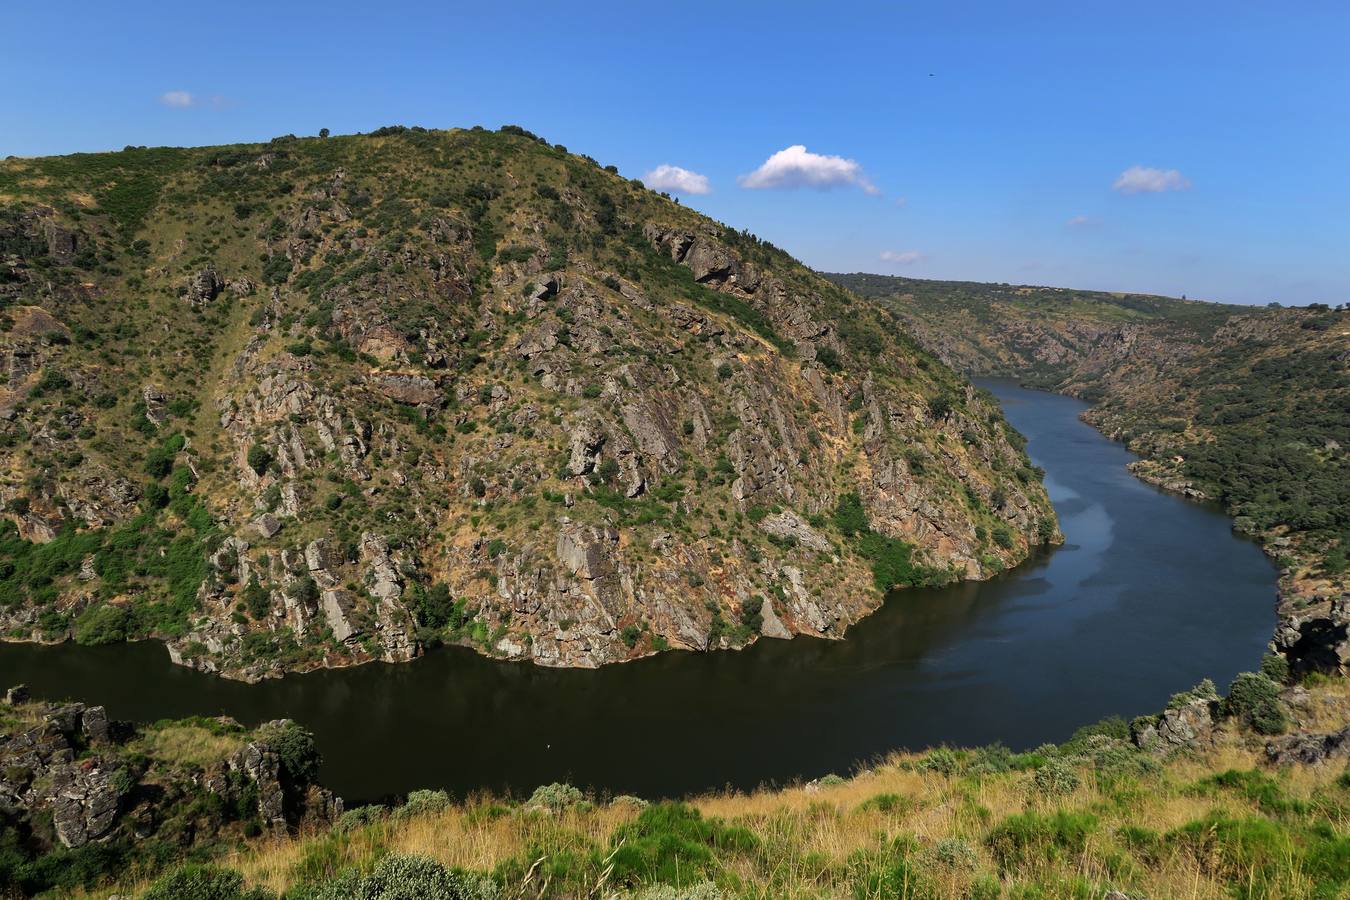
xmin=0 ymin=381 xmax=1277 ymax=802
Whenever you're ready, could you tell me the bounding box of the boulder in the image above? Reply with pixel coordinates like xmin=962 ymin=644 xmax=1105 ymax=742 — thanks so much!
xmin=183 ymin=267 xmax=223 ymax=305
xmin=556 ymin=526 xmax=617 ymax=582
xmin=1265 ymin=726 xmax=1350 ymax=766
xmin=53 ymin=767 xmax=122 ymax=848
xmin=758 ymin=511 xmax=832 ymax=553
xmin=80 ymin=705 xmax=110 ymax=743
xmin=1133 ymin=698 xmax=1216 ymax=752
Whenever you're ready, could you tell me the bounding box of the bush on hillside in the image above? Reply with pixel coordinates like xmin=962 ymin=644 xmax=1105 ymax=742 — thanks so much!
xmin=1224 ymin=672 xmax=1288 ymax=735
xmin=141 ymin=863 xmax=273 ymax=900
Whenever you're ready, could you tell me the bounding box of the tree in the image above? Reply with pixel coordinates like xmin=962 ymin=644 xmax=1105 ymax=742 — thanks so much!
xmin=246 ymin=443 xmax=273 ymax=477
xmin=260 ymin=720 xmax=321 ymax=785
xmin=319 ymin=127 xmax=330 ymax=138
xmin=927 ymin=395 xmax=954 ymax=420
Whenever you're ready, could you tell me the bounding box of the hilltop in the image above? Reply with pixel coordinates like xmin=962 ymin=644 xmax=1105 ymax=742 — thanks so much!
xmin=0 ymin=128 xmax=1055 ymax=681
xmin=827 ymin=272 xmax=1350 ymax=674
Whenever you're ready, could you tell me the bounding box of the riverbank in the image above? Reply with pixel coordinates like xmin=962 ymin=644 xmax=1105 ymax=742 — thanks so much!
xmin=31 ymin=672 xmax=1348 ymax=899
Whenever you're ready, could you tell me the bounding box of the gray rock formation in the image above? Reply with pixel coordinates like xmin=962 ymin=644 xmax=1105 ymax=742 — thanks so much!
xmin=184 ymin=267 xmax=223 ymax=305
xmin=1265 ymin=726 xmax=1350 ymax=766
xmin=1132 ymin=698 xmax=1216 ymax=752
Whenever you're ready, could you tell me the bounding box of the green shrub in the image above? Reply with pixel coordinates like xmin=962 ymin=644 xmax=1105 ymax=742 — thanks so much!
xmin=258 ymin=720 xmax=321 ymax=784
xmin=262 ymin=254 xmax=292 ymax=286
xmin=1033 ymin=758 xmax=1081 ymax=795
xmin=526 ymin=782 xmax=584 ymax=811
xmin=608 ymin=802 xmax=756 ymax=888
xmin=927 ymin=396 xmax=953 ymax=419
xmin=917 ymin=748 xmax=960 ymax=776
xmin=987 ymin=810 xmax=1097 ymax=869
xmin=242 ymin=577 xmax=270 ymax=620
xmin=395 ymin=789 xmax=451 ymax=820
xmin=310 ymin=854 xmax=497 ymax=900
xmin=73 ymin=603 xmax=131 ymax=645
xmin=336 ymin=805 xmax=386 ymax=832
xmin=1224 ymin=672 xmax=1288 ymax=735
xmin=141 ymin=863 xmax=272 ymax=900
xmin=1260 ymin=652 xmax=1291 ymax=684
xmin=833 ymin=492 xmax=869 ymax=537
xmin=144 ymin=433 xmax=186 ymax=479
xmin=246 ymin=443 xmax=273 ymax=477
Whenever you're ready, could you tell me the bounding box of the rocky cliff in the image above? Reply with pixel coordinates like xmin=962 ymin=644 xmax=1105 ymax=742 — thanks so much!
xmin=828 ymin=272 xmax=1350 ymax=677
xmin=0 ymin=127 xmax=1056 ymax=680
xmin=0 ymin=686 xmax=338 ymax=893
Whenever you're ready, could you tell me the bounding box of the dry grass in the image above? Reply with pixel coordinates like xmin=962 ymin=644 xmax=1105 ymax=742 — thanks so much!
xmin=131 ymin=722 xmax=247 ymax=767
xmin=197 ymin=730 xmax=1350 ymax=900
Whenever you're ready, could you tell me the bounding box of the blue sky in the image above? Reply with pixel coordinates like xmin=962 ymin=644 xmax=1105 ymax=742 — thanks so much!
xmin=5 ymin=1 xmax=1348 ymax=305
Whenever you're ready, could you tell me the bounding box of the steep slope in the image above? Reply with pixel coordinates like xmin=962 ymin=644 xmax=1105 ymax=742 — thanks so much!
xmin=0 ymin=127 xmax=1055 ymax=680
xmin=828 ymin=272 xmax=1350 ymax=673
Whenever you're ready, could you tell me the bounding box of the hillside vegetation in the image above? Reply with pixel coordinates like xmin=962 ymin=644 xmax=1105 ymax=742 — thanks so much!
xmin=0 ymin=128 xmax=1056 ymax=680
xmin=827 ymin=273 xmax=1350 ymax=675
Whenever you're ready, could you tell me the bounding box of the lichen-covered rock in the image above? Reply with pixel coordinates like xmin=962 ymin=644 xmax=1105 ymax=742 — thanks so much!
xmin=1132 ymin=698 xmax=1217 ymax=753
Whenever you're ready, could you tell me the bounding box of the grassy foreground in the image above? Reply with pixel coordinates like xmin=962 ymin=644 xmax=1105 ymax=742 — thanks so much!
xmin=97 ymin=677 xmax=1350 ymax=900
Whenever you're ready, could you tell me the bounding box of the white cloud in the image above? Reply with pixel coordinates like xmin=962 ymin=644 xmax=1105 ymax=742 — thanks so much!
xmin=1112 ymin=165 xmax=1191 ymax=194
xmin=739 ymin=145 xmax=880 ymax=195
xmin=159 ymin=90 xmax=195 ymax=108
xmin=642 ymin=164 xmax=711 ymax=195
xmin=880 ymin=250 xmax=926 ymax=265
xmin=894 ymin=196 xmax=908 ymax=208
xmin=1066 ymin=214 xmax=1099 ymax=228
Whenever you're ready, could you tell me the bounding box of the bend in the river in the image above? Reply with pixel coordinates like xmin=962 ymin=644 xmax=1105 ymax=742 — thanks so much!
xmin=0 ymin=380 xmax=1277 ymax=802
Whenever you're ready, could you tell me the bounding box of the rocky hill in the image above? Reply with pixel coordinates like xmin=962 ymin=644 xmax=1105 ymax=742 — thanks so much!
xmin=0 ymin=127 xmax=1055 ymax=681
xmin=827 ymin=273 xmax=1350 ymax=675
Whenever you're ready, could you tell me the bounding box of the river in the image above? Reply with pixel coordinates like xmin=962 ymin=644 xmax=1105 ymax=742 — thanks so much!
xmin=0 ymin=380 xmax=1277 ymax=802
